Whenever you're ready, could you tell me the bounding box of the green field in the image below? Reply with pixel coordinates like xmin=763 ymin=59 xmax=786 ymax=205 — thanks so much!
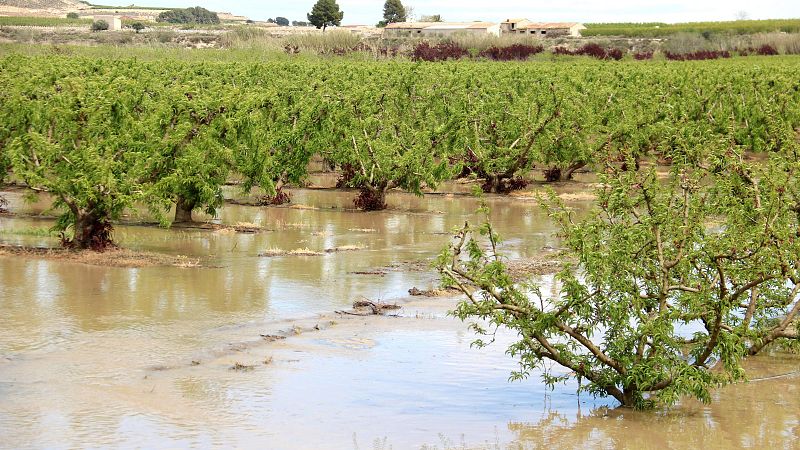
xmin=0 ymin=16 xmax=92 ymax=27
xmin=584 ymin=18 xmax=800 ymax=37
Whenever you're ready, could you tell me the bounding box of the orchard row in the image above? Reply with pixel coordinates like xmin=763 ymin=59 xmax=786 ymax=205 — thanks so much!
xmin=1 ymin=55 xmax=799 ymax=248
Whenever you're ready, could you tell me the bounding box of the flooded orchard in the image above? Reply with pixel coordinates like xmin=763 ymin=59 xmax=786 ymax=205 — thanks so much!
xmin=1 ymin=184 xmax=798 ymax=449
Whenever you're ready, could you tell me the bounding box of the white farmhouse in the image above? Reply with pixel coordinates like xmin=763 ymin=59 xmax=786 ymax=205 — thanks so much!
xmin=383 ymin=22 xmax=500 ymax=38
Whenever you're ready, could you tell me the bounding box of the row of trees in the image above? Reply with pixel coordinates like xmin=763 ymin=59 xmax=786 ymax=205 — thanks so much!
xmin=288 ymin=0 xmax=438 ymax=31
xmin=1 ymin=56 xmax=799 ymax=249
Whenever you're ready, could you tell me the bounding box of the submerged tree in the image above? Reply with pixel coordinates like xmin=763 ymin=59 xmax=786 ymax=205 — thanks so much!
xmin=439 ymin=144 xmax=800 ymax=409
xmin=6 ymin=71 xmax=149 ymax=250
xmin=0 ymin=147 xmax=8 ymax=213
xmin=139 ymin=81 xmax=236 ymax=224
xmin=307 ymin=0 xmax=343 ymax=32
xmin=325 ymin=69 xmax=450 ymax=210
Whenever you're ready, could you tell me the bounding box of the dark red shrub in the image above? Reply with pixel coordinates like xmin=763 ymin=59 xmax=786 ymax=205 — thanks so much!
xmin=576 ymin=43 xmax=607 ymax=59
xmin=411 ymin=41 xmax=469 ymax=62
xmin=257 ymin=188 xmax=292 ymax=206
xmin=757 ymin=44 xmax=779 ymax=55
xmin=606 ymin=48 xmax=624 ymax=60
xmin=552 ymin=46 xmax=575 ymax=56
xmin=633 ymin=51 xmax=654 ymax=60
xmin=479 ymin=44 xmax=543 ymax=61
xmin=664 ymin=50 xmax=731 ymax=61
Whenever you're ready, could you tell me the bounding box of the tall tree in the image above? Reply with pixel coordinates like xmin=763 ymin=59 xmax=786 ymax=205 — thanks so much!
xmin=381 ymin=0 xmax=406 ymax=25
xmin=307 ymin=0 xmax=343 ymax=32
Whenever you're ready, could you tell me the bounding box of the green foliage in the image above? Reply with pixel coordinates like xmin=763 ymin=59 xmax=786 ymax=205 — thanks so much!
xmin=0 ymin=16 xmax=91 ymax=27
xmin=2 ymin=58 xmax=150 ymax=249
xmin=583 ymin=19 xmax=800 ymax=38
xmin=382 ymin=0 xmax=406 ymax=25
xmin=1 ymin=52 xmax=799 ymax=247
xmin=439 ymin=144 xmax=800 ymax=408
xmin=137 ymin=72 xmax=237 ymax=224
xmin=91 ymin=20 xmax=109 ymax=32
xmin=307 ymin=0 xmax=343 ymax=31
xmin=66 ymin=12 xmax=80 ymax=19
xmin=275 ymin=17 xmax=290 ymax=27
xmin=130 ymin=22 xmax=145 ymax=33
xmin=157 ymin=7 xmax=220 ymax=25
xmin=322 ymin=64 xmax=451 ymax=209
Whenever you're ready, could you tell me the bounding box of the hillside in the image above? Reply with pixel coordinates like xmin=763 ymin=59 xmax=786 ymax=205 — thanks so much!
xmin=0 ymin=0 xmax=88 ymax=16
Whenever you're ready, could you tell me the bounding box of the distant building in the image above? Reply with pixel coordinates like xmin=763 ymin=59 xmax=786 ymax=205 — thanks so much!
xmin=92 ymin=14 xmax=122 ymax=31
xmin=217 ymin=12 xmax=249 ymax=24
xmin=501 ymin=19 xmax=585 ymax=37
xmin=383 ymin=22 xmax=500 ymax=38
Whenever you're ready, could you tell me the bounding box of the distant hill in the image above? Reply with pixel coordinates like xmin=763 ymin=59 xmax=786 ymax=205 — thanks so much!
xmin=0 ymin=1 xmax=247 ymax=23
xmin=0 ymin=0 xmax=89 ymax=16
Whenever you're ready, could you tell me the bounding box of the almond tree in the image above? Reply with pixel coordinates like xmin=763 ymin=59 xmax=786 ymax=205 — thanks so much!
xmin=323 ymin=67 xmax=450 ymax=210
xmin=138 ymin=78 xmax=236 ymax=224
xmin=5 ymin=64 xmax=149 ymax=249
xmin=439 ymin=143 xmax=800 ymax=409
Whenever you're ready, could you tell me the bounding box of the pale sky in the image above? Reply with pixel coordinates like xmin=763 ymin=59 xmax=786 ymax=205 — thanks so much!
xmin=129 ymin=0 xmax=800 ymax=25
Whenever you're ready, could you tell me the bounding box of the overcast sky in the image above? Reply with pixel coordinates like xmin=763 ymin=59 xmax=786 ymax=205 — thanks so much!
xmin=129 ymin=0 xmax=800 ymax=25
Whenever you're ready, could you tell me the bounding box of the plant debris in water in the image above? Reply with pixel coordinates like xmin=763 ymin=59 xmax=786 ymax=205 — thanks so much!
xmin=408 ymin=287 xmax=461 ymax=297
xmin=0 ymin=245 xmax=201 ymax=268
xmin=259 ymin=247 xmax=324 ymax=257
xmin=230 ymin=362 xmax=256 ymax=371
xmin=259 ymin=245 xmax=365 ymax=257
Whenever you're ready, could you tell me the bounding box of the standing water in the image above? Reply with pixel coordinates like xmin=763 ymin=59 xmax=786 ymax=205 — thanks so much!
xmin=1 ymin=186 xmax=798 ymax=448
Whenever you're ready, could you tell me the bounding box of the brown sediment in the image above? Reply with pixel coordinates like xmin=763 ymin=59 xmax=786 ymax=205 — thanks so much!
xmin=259 ymin=248 xmax=324 ymax=257
xmin=259 ymin=245 xmax=366 ymax=257
xmin=408 ymin=287 xmax=462 ymax=297
xmin=504 ymin=256 xmax=565 ymax=279
xmin=170 ymin=221 xmax=266 ymax=234
xmin=0 ymin=245 xmax=202 ymax=268
xmin=324 ymin=244 xmax=365 ymax=253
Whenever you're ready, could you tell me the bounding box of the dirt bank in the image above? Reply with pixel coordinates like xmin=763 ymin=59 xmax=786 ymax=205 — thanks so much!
xmin=0 ymin=244 xmax=202 ymax=268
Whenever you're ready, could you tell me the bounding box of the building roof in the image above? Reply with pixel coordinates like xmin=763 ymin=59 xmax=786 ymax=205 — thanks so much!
xmin=386 ymin=21 xmax=497 ymax=31
xmin=519 ymin=22 xmax=584 ymax=30
xmin=502 ymin=18 xmax=529 ymax=23
xmin=384 ymin=22 xmax=439 ymax=29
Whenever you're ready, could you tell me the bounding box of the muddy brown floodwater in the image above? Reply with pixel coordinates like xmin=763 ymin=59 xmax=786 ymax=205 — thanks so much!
xmin=1 ymin=183 xmax=798 ymax=449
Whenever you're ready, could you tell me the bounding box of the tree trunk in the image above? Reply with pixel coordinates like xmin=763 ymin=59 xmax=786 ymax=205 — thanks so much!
xmin=545 ymin=162 xmax=586 ymax=182
xmin=174 ymin=196 xmax=196 ymax=223
xmin=621 ymin=388 xmax=639 ymax=408
xmin=482 ymin=175 xmax=503 ymax=194
xmin=68 ymin=209 xmax=114 ymax=251
xmin=354 ymin=186 xmax=387 ymax=211
xmin=563 ymin=162 xmax=587 ymax=180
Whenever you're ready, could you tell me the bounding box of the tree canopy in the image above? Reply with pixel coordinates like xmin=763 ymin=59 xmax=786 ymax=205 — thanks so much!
xmin=157 ymin=7 xmax=220 ymax=24
xmin=439 ymin=143 xmax=800 ymax=409
xmin=377 ymin=0 xmax=405 ymax=27
xmin=307 ymin=0 xmax=343 ymax=31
